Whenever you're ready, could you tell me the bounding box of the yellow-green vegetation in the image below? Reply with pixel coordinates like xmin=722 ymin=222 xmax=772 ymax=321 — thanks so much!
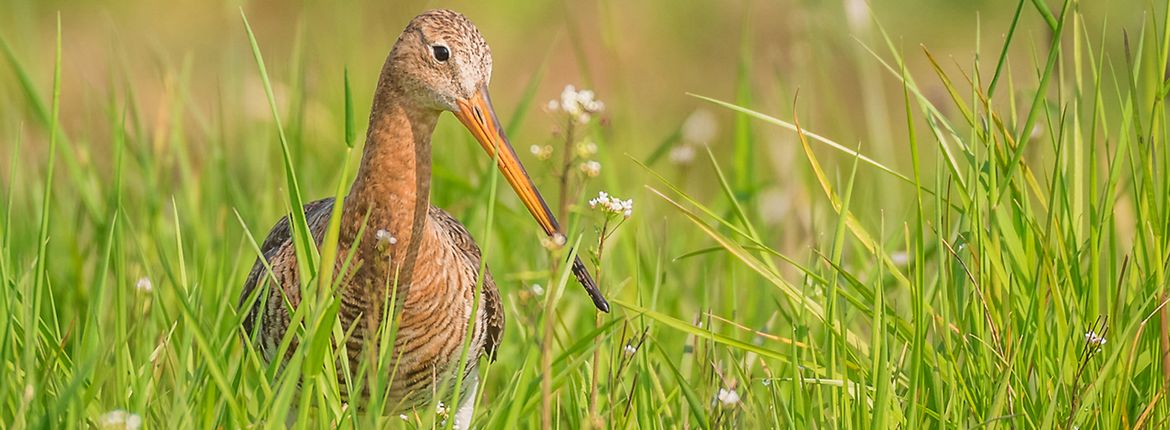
xmin=1 ymin=0 xmax=1167 ymax=428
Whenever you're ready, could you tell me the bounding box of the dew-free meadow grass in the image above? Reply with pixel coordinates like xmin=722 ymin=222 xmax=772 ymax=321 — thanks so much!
xmin=1 ymin=0 xmax=1168 ymax=428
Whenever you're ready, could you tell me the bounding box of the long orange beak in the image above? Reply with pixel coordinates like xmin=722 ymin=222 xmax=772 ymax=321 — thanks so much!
xmin=454 ymin=86 xmax=610 ymax=313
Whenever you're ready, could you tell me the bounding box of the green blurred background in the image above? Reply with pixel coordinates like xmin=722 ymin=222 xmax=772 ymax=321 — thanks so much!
xmin=0 ymin=0 xmax=1147 ymax=262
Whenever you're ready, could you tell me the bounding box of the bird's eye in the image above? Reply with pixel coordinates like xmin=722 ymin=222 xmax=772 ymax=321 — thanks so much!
xmin=432 ymin=45 xmax=450 ymax=62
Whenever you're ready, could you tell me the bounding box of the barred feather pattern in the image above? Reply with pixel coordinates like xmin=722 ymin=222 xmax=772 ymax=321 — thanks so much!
xmin=239 ymin=198 xmax=504 ymax=411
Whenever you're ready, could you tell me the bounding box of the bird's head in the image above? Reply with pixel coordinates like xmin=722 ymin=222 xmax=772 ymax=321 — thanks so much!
xmin=388 ymin=9 xmax=492 ymax=112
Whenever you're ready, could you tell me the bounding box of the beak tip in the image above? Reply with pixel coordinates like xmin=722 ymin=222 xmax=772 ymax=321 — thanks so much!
xmin=596 ymin=298 xmax=611 ymax=313
xmin=571 ymin=256 xmax=610 ymax=313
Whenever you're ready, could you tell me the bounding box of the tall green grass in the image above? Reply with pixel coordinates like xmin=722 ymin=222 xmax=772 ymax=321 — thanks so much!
xmin=1 ymin=0 xmax=1168 ymax=428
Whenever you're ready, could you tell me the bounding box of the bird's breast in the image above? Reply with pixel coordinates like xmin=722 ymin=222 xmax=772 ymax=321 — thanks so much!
xmin=338 ymin=219 xmax=489 ymax=408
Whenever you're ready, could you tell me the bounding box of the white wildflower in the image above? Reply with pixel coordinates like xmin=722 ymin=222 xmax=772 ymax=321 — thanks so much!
xmin=891 ymin=251 xmax=909 ymax=266
xmin=375 ymin=229 xmax=397 ymax=253
xmin=668 ymin=145 xmax=696 ymax=165
xmin=579 ymin=160 xmax=601 ymax=177
xmin=98 ymin=410 xmax=142 ymax=430
xmin=555 ymin=85 xmax=605 ymax=124
xmin=1085 ymin=330 xmax=1107 ymax=348
xmin=531 ymin=283 xmax=545 ymax=296
xmin=436 ymin=401 xmax=448 ymax=416
xmin=546 ymin=99 xmax=559 ymax=111
xmin=624 ymin=344 xmax=637 ymax=356
xmin=530 ymin=144 xmax=553 ymax=160
xmin=715 ymin=388 xmax=740 ymax=406
xmin=681 ymin=108 xmax=718 ymax=144
xmin=576 ymin=140 xmax=599 ymax=158
xmin=134 ymin=277 xmax=153 ymax=293
xmin=541 ymin=233 xmax=567 ymax=251
xmin=757 ymin=187 xmax=791 ymax=226
xmin=589 ymin=191 xmax=633 ymax=218
xmin=375 ymin=229 xmax=397 ymax=245
xmin=844 ymin=0 xmax=871 ymax=32
xmin=399 ymin=414 xmax=409 ymax=421
xmin=1030 ymin=124 xmax=1044 ymax=141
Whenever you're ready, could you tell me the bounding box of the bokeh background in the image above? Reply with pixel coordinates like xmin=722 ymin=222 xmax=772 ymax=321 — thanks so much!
xmin=0 ymin=0 xmax=1144 ymax=217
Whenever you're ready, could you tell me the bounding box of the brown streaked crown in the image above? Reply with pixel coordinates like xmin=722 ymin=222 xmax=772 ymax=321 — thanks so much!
xmin=383 ymin=9 xmax=494 ymax=112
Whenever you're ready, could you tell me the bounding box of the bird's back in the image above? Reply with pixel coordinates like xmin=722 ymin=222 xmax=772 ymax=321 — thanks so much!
xmin=238 ymin=198 xmax=504 ymax=410
xmin=239 ymin=197 xmax=336 ymax=347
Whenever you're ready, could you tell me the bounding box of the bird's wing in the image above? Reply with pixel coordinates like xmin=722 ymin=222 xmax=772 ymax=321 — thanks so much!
xmin=429 ymin=206 xmax=505 ymax=361
xmin=239 ymin=197 xmax=337 ymax=337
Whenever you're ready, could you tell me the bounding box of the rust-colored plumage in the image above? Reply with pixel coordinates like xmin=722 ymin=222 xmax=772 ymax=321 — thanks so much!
xmin=238 ymin=9 xmax=607 ymax=427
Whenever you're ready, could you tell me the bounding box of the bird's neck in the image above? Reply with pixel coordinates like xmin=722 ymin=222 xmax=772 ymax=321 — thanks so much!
xmin=342 ymin=92 xmax=440 ymax=279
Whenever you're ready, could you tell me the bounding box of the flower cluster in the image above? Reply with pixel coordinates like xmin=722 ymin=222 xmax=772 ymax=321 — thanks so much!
xmin=579 ymin=160 xmax=601 ymax=177
xmin=576 ymin=140 xmax=598 ymax=158
xmin=98 ymin=410 xmax=142 ymax=430
xmin=1084 ymin=330 xmax=1107 ymax=348
xmin=589 ymin=192 xmax=633 ymax=218
xmin=540 ymin=233 xmax=567 ymax=251
xmin=715 ymin=388 xmax=740 ymax=406
xmin=529 ymin=144 xmax=554 ymax=160
xmin=134 ymin=277 xmax=153 ymax=293
xmin=670 ymin=109 xmax=719 ymax=165
xmin=542 ymin=86 xmax=606 ymax=181
xmin=668 ymin=145 xmax=696 ymax=165
xmin=375 ymin=229 xmax=398 ymax=253
xmin=547 ymin=85 xmax=605 ymax=124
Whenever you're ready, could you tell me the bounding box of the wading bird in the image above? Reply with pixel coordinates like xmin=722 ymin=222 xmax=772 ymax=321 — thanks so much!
xmin=238 ymin=9 xmax=609 ymax=428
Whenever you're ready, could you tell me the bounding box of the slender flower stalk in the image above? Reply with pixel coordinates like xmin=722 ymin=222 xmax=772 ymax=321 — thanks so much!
xmin=585 ymin=190 xmax=632 ymax=428
xmin=544 ymin=85 xmax=606 ymax=231
xmin=540 ymin=84 xmax=608 ymax=430
xmin=1066 ymin=316 xmax=1108 ymax=428
xmin=542 ymin=84 xmax=604 ymax=430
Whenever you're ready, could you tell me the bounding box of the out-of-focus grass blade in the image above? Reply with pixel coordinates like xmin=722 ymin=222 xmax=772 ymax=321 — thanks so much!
xmin=318 ymin=68 xmax=358 ymax=295
xmin=786 ymin=106 xmax=913 ymax=289
xmin=240 ymin=9 xmax=319 ymax=283
xmin=652 ymin=339 xmax=709 ymax=429
xmin=997 ymin=0 xmax=1071 ymax=206
xmin=690 ymin=93 xmax=918 ymax=188
xmin=732 ymin=12 xmax=755 ymax=202
xmin=1 ymin=30 xmax=103 ymax=222
xmin=1 ymin=128 xmax=19 ymax=286
xmin=0 ymin=37 xmax=49 ymax=125
xmin=860 ymin=24 xmax=971 ymax=195
xmin=612 ymin=299 xmax=819 ymax=370
xmin=168 ymin=201 xmax=246 ymax=420
xmin=642 ymin=127 xmax=683 ymax=166
xmin=1028 ymin=0 xmax=1058 ymax=31
xmin=344 ymin=68 xmax=356 ymax=148
xmin=28 ymin=17 xmax=64 ymax=402
xmin=647 ymin=187 xmax=826 ymax=318
xmin=920 ymin=48 xmax=975 ymax=126
xmin=505 ymin=49 xmax=550 ymax=137
xmin=869 ymin=253 xmax=894 ymax=427
xmin=986 ymin=0 xmax=1028 ymax=96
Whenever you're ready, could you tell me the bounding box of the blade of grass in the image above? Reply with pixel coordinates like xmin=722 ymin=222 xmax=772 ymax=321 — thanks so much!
xmin=240 ymin=9 xmax=319 ymax=285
